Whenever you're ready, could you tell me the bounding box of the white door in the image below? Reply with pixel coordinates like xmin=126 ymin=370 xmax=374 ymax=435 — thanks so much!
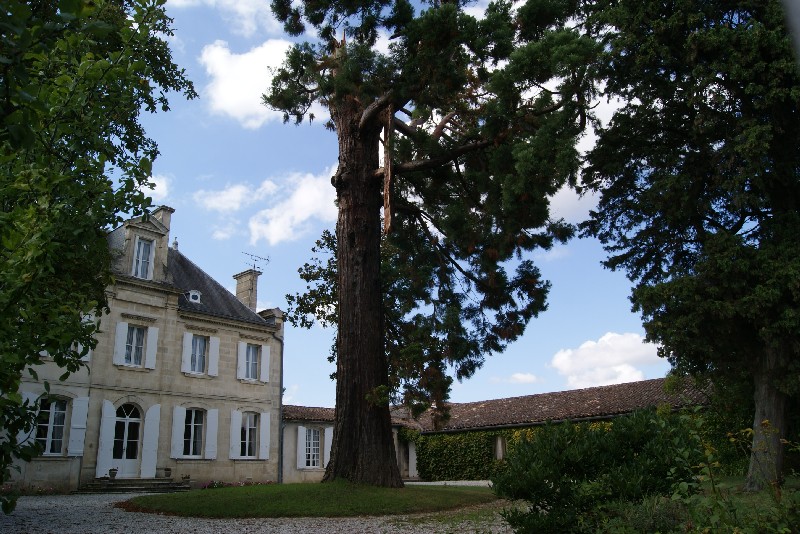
xmin=113 ymin=404 xmax=141 ymax=478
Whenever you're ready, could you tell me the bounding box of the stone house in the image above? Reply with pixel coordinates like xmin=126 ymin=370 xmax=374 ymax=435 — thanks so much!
xmin=13 ymin=207 xmax=284 ymax=491
xmin=281 ymin=405 xmax=422 ymax=483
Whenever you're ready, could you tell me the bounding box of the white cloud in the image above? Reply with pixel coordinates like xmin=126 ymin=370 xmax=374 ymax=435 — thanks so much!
xmin=194 ymin=180 xmax=278 ymax=212
xmin=199 ymin=39 xmax=294 ymax=129
xmin=550 ymin=332 xmax=662 ymax=389
xmin=283 ymin=384 xmax=300 ymax=404
xmin=490 ymin=372 xmax=539 ymax=384
xmin=167 ymin=0 xmax=279 ymax=37
xmin=548 ymin=185 xmax=598 ymax=224
xmin=249 ymin=166 xmax=338 ymax=245
xmin=147 ymin=174 xmax=172 ymax=202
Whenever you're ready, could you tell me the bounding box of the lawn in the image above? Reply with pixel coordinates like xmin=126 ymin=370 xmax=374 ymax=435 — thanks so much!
xmin=124 ymin=481 xmax=499 ymax=518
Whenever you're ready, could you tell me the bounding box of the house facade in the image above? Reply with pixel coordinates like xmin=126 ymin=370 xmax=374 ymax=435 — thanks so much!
xmin=13 ymin=207 xmax=284 ymax=491
xmin=281 ymin=405 xmax=421 ymax=483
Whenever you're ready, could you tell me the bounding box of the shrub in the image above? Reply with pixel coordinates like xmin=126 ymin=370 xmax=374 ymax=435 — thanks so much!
xmin=492 ymin=409 xmax=703 ymax=533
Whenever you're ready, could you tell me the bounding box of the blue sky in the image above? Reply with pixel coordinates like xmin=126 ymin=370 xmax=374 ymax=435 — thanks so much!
xmin=141 ymin=0 xmax=671 ymax=408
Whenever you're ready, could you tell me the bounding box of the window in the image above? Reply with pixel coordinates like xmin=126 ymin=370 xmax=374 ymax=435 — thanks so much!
xmin=182 ymin=333 xmax=219 ymax=376
xmin=305 ymin=427 xmax=320 ymax=468
xmin=240 ymin=412 xmax=258 ymax=458
xmin=183 ymin=409 xmax=204 ymax=457
xmin=124 ymin=325 xmax=146 ymax=365
xmin=245 ymin=344 xmax=259 ymax=380
xmin=190 ymin=335 xmax=207 ymax=373
xmin=36 ymin=398 xmax=67 ymax=455
xmin=132 ymin=237 xmax=154 ymax=279
xmin=237 ymin=342 xmax=269 ymax=382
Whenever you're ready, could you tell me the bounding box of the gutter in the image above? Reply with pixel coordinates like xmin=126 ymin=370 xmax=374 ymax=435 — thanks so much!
xmin=421 ymin=413 xmax=628 ymax=435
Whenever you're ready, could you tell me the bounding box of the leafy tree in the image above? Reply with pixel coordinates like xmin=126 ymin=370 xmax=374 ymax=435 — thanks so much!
xmin=0 ymin=0 xmax=195 ymax=511
xmin=581 ymin=0 xmax=800 ymax=491
xmin=266 ymin=0 xmax=596 ymax=486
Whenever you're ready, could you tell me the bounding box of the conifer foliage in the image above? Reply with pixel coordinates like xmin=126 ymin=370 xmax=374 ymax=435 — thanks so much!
xmin=581 ymin=0 xmax=800 ymax=490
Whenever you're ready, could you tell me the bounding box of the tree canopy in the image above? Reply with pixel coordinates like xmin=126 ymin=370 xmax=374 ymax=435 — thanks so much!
xmin=580 ymin=0 xmax=800 ymax=490
xmin=266 ymin=0 xmax=596 ymax=485
xmin=0 ymin=0 xmax=195 ymax=511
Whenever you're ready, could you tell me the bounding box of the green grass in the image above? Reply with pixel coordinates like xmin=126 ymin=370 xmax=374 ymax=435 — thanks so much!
xmin=124 ymin=481 xmax=498 ymax=519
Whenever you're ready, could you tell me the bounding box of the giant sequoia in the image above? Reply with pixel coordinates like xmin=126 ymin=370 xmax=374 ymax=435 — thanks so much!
xmin=265 ymin=0 xmax=595 ymax=486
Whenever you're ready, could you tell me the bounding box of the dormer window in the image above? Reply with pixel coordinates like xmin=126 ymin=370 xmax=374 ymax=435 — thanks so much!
xmin=132 ymin=236 xmax=155 ymax=280
xmin=188 ymin=290 xmax=202 ymax=304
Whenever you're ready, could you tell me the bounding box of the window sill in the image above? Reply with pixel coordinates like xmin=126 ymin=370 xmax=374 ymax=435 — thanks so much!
xmin=182 ymin=372 xmax=212 ymax=379
xmin=113 ymin=364 xmax=149 ymax=372
xmin=233 ymin=457 xmax=265 ymax=462
xmin=175 ymin=457 xmax=213 ymax=462
xmin=237 ymin=378 xmax=266 ymax=385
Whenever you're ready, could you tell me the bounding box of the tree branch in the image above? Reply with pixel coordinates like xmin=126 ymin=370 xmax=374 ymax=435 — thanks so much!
xmin=359 ymin=93 xmax=393 ymax=132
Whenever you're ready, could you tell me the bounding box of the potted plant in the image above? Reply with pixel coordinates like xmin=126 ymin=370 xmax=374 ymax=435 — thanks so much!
xmin=108 ymin=467 xmax=118 ymax=480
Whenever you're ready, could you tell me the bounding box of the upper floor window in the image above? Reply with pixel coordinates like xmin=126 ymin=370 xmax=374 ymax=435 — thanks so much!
xmin=245 ymin=344 xmax=259 ymax=380
xmin=190 ymin=335 xmax=207 ymax=373
xmin=113 ymin=321 xmax=158 ymax=370
xmin=132 ymin=237 xmax=154 ymax=280
xmin=36 ymin=398 xmax=67 ymax=455
xmin=125 ymin=325 xmax=146 ymax=366
xmin=237 ymin=342 xmax=270 ymax=382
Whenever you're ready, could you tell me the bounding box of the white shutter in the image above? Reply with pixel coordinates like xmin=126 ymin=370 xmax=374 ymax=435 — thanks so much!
xmin=296 ymin=425 xmax=306 ymax=469
xmin=236 ymin=342 xmax=246 ymax=379
xmin=66 ymin=397 xmax=89 ymax=456
xmin=147 ymin=239 xmax=156 ymax=280
xmin=259 ymin=412 xmax=270 ymax=460
xmin=144 ymin=326 xmax=158 ymax=370
xmin=260 ymin=345 xmax=270 ymax=382
xmin=208 ymin=337 xmax=220 ymax=377
xmin=96 ymin=400 xmax=116 ymax=477
xmin=229 ymin=410 xmax=242 ymax=459
xmin=140 ymin=404 xmax=161 ymax=478
xmin=17 ymin=391 xmax=39 ymax=446
xmin=171 ymin=406 xmax=186 ymax=458
xmin=113 ymin=322 xmax=128 ymax=365
xmin=205 ymin=409 xmax=218 ymax=459
xmin=324 ymin=427 xmax=333 ymax=467
xmin=181 ymin=333 xmax=192 ymax=373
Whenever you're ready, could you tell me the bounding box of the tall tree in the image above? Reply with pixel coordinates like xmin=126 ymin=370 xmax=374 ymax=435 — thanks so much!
xmin=581 ymin=0 xmax=800 ymax=490
xmin=0 ymin=0 xmax=195 ymax=512
xmin=266 ymin=0 xmax=595 ymax=486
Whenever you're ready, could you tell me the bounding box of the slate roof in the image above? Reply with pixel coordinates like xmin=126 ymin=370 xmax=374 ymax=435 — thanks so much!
xmin=167 ymin=248 xmax=272 ymax=327
xmin=417 ymin=378 xmax=707 ymax=433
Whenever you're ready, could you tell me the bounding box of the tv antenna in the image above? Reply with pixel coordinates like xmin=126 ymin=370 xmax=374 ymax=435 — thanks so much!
xmin=242 ymin=252 xmax=269 ymax=272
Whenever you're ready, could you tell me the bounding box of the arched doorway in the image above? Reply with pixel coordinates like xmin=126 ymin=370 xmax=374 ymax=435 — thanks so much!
xmin=113 ymin=403 xmax=141 ymax=478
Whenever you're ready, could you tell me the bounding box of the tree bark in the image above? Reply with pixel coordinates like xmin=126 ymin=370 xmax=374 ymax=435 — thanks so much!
xmin=322 ymin=95 xmax=403 ymax=487
xmin=744 ymin=346 xmax=788 ymax=492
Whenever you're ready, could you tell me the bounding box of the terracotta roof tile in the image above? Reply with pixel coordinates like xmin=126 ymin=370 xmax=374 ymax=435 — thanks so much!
xmin=418 ymin=378 xmax=706 ymax=432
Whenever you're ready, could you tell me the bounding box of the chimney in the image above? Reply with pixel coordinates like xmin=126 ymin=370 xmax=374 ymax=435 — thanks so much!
xmin=233 ymin=269 xmax=261 ymax=312
xmin=151 ymin=205 xmax=174 ymax=231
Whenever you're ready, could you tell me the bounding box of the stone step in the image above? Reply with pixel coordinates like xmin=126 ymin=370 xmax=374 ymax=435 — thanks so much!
xmin=74 ymin=478 xmax=190 ymax=494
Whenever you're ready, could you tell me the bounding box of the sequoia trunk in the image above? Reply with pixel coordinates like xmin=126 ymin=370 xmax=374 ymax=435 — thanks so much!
xmin=322 ymin=96 xmax=403 ymax=487
xmin=744 ymin=347 xmax=788 ymax=491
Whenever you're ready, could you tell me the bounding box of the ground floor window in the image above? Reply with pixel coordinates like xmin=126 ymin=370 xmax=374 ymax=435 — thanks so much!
xmin=240 ymin=412 xmax=258 ymax=458
xmin=305 ymin=427 xmax=320 ymax=467
xmin=36 ymin=398 xmax=67 ymax=454
xmin=183 ymin=408 xmax=204 ymax=456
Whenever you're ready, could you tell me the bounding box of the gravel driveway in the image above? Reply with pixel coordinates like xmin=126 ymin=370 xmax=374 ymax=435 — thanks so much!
xmin=0 ymin=489 xmax=513 ymax=534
